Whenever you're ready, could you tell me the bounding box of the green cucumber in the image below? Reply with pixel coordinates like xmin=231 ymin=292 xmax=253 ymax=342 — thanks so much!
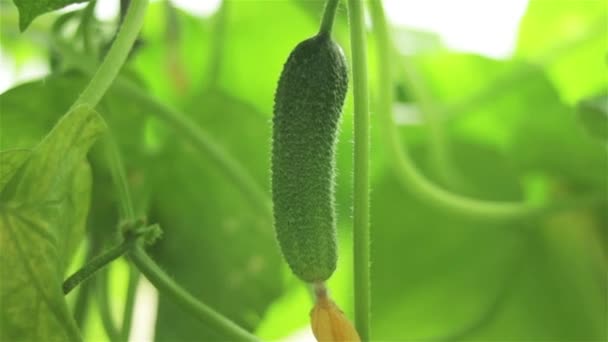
xmin=271 ymin=33 xmax=348 ymax=282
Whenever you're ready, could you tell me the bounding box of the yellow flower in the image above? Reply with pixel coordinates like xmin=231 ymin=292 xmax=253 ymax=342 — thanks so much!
xmin=310 ymin=291 xmax=360 ymax=342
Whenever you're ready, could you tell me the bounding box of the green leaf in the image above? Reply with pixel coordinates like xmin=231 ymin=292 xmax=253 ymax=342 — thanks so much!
xmin=577 ymin=93 xmax=608 ymax=141
xmin=370 ymin=140 xmax=607 ymax=341
xmin=415 ymin=53 xmax=607 ymax=188
xmin=507 ymin=85 xmax=607 ymax=188
xmin=0 ymin=149 xmax=30 ymax=192
xmin=12 ymin=0 xmax=89 ymax=31
xmin=516 ymin=1 xmax=607 ymax=104
xmin=0 ymin=105 xmax=105 ymax=342
xmin=0 ymin=72 xmax=158 ymax=223
xmin=150 ymin=90 xmax=284 ymax=341
xmin=468 ymin=209 xmax=607 ymax=341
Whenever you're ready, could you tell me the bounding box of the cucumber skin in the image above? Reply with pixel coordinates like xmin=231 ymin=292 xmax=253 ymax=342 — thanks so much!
xmin=272 ymin=33 xmax=348 ymax=283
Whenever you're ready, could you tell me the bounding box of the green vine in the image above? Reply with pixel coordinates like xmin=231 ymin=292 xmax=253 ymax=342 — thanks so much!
xmin=119 ymin=266 xmax=139 ymax=342
xmin=62 ymin=241 xmax=131 ymax=295
xmin=97 ymin=269 xmax=122 ymax=342
xmin=347 ymin=0 xmax=372 ymax=340
xmin=72 ymin=0 xmax=148 ymax=109
xmin=129 ymin=244 xmax=259 ymax=341
xmin=103 ymin=135 xmax=136 ymax=222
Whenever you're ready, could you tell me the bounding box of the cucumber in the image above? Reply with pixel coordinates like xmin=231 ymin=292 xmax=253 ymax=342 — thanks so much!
xmin=271 ymin=33 xmax=348 ymax=282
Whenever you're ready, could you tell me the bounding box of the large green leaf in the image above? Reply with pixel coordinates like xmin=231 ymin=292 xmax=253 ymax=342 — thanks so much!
xmin=467 ymin=209 xmax=607 ymax=341
xmin=11 ymin=0 xmax=89 ymax=31
xmin=0 ymin=105 xmax=105 ymax=341
xmin=370 ymin=139 xmax=607 ymax=340
xmin=149 ymin=90 xmax=284 ymax=340
xmin=516 ymin=0 xmax=607 ymax=104
xmin=506 ymin=81 xmax=607 ymax=188
xmin=415 ymin=53 xmax=607 ymax=188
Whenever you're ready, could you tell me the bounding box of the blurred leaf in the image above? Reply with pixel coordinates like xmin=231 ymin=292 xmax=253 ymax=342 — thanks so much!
xmin=12 ymin=0 xmax=89 ymax=31
xmin=150 ymin=90 xmax=284 ymax=341
xmin=414 ymin=53 xmax=607 ymax=188
xmin=469 ymin=208 xmax=606 ymax=341
xmin=255 ymin=280 xmax=312 ymax=339
xmin=516 ymin=0 xmax=608 ymax=104
xmin=370 ymin=139 xmax=525 ymax=340
xmin=0 ymin=3 xmax=52 ymax=69
xmin=507 ymin=83 xmax=607 ymax=188
xmin=413 ymin=53 xmax=515 ymax=108
xmin=0 ymin=106 xmax=104 ymax=341
xmin=577 ymin=93 xmax=608 ymax=141
xmin=370 ymin=139 xmax=607 ymax=340
xmin=0 ymin=149 xmax=30 ymax=191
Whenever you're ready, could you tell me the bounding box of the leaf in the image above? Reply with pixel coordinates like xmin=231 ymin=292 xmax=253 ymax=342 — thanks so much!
xmin=0 ymin=72 xmax=158 ymax=224
xmin=370 ymin=139 xmax=607 ymax=341
xmin=0 ymin=149 xmax=30 ymax=192
xmin=577 ymin=93 xmax=608 ymax=141
xmin=149 ymin=90 xmax=284 ymax=341
xmin=507 ymin=82 xmax=607 ymax=188
xmin=0 ymin=105 xmax=105 ymax=342
xmin=12 ymin=0 xmax=89 ymax=31
xmin=468 ymin=209 xmax=607 ymax=341
xmin=370 ymin=140 xmax=525 ymax=340
xmin=415 ymin=53 xmax=607 ymax=188
xmin=516 ymin=1 xmax=608 ymax=104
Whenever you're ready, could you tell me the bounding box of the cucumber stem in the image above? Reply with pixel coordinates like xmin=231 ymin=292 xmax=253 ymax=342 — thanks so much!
xmin=319 ymin=0 xmax=341 ymax=36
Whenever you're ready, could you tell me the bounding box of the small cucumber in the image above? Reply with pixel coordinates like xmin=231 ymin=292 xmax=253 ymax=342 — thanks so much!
xmin=271 ymin=33 xmax=348 ymax=282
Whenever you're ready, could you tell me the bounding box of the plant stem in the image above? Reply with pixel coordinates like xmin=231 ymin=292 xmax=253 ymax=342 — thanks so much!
xmin=97 ymin=269 xmax=122 ymax=342
xmin=72 ymin=0 xmax=148 ymax=109
xmin=76 ymin=0 xmax=97 ymax=53
xmin=119 ymin=266 xmax=139 ymax=342
xmin=319 ymin=0 xmax=341 ymax=36
xmin=103 ymin=135 xmax=135 ymax=221
xmin=347 ymin=0 xmax=371 ymax=339
xmin=129 ymin=245 xmax=259 ymax=342
xmin=72 ymin=276 xmax=91 ymax=328
xmin=63 ymin=242 xmax=130 ymax=294
xmin=368 ymin=0 xmax=538 ymax=221
xmin=398 ymin=57 xmax=459 ymax=187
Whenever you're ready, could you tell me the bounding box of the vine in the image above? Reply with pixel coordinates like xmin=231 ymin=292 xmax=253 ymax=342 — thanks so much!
xmin=347 ymin=0 xmax=372 ymax=339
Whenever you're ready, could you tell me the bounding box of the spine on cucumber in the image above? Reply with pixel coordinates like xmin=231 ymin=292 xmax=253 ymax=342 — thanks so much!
xmin=272 ymin=33 xmax=348 ymax=283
